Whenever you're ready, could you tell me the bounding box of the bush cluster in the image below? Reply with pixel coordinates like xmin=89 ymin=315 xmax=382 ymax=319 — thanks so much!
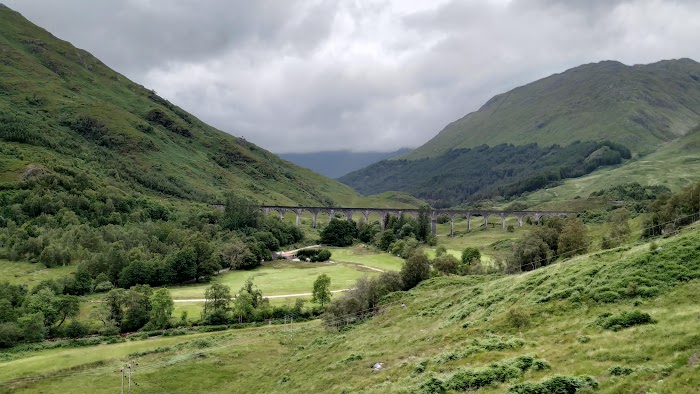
xmin=595 ymin=310 xmax=655 ymax=331
xmin=643 ymin=181 xmax=700 ymax=237
xmin=444 ymin=355 xmax=551 ymax=391
xmin=506 ymin=216 xmax=589 ymax=272
xmin=430 ymin=335 xmax=525 ymax=364
xmin=507 ymin=375 xmax=598 ymax=394
xmin=322 ymin=271 xmax=404 ymax=328
xmin=295 ymin=249 xmax=332 ymax=262
xmin=608 ymin=365 xmax=635 ymax=376
xmin=200 ymin=280 xmax=322 ymax=327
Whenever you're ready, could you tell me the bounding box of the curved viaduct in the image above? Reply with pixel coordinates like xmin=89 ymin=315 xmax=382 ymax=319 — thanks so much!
xmin=255 ymin=206 xmax=576 ymax=236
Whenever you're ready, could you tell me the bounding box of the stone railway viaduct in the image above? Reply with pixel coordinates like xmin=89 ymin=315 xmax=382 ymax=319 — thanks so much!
xmin=247 ymin=205 xmax=576 ymax=236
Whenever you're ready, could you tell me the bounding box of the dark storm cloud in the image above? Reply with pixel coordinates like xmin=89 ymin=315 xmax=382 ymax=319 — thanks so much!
xmin=5 ymin=0 xmax=700 ymax=153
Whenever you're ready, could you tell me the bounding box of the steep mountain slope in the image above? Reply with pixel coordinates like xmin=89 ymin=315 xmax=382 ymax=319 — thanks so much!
xmin=340 ymin=141 xmax=632 ymax=206
xmin=408 ymin=59 xmax=700 ymax=159
xmin=278 ymin=148 xmax=411 ymax=179
xmin=0 ymin=5 xmax=412 ymax=209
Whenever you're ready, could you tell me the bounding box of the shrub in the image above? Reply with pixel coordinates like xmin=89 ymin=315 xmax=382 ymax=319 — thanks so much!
xmin=296 ymin=249 xmax=332 ymax=262
xmin=436 ymin=214 xmax=450 ymax=224
xmin=649 ymin=241 xmax=658 ymax=252
xmin=506 ymin=308 xmax=530 ymax=331
xmin=593 ymin=290 xmax=620 ymax=303
xmin=445 ymin=355 xmax=549 ymax=391
xmin=418 ymin=374 xmax=445 ymax=394
xmin=596 ymin=311 xmax=655 ymax=331
xmin=508 ymin=375 xmax=598 ymax=394
xmin=433 ymin=254 xmax=459 ymax=275
xmin=64 ymin=320 xmax=88 ymax=339
xmin=414 ymin=359 xmax=428 ymax=374
xmin=461 ymin=247 xmax=481 ymax=265
xmin=434 ymin=245 xmax=447 ymax=257
xmin=608 ymin=365 xmax=634 ymax=376
xmin=0 ymin=323 xmax=22 ymax=348
xmin=447 ymin=364 xmax=520 ymax=391
xmin=338 ymin=353 xmax=363 ymax=363
xmin=315 ymin=249 xmax=331 ymax=262
xmin=401 ymin=253 xmax=431 ymax=290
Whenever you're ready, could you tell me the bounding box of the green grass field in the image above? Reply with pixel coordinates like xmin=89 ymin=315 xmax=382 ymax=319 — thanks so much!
xmin=0 ymin=260 xmax=75 ymax=287
xmin=167 ymin=247 xmax=404 ymax=318
xmin=169 ymin=261 xmax=377 ymax=300
xmin=327 ymin=246 xmax=404 ymax=271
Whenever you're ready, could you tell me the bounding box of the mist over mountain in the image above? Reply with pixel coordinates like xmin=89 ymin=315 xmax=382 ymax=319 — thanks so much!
xmin=278 ymin=148 xmax=411 ymax=179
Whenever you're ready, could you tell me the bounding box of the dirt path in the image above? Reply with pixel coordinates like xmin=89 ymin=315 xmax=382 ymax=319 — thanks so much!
xmin=173 ymin=288 xmax=350 ymax=303
xmin=280 ymin=245 xmax=323 ymax=254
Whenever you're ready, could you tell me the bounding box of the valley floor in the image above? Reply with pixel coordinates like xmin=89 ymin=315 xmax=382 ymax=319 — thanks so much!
xmin=2 ymin=226 xmax=699 ymax=393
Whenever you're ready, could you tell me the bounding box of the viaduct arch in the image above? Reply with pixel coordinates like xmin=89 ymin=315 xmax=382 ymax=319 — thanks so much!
xmin=214 ymin=204 xmax=576 ymax=236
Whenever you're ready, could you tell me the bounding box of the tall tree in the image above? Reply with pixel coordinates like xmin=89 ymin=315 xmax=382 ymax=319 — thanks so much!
xmin=240 ymin=278 xmax=264 ymax=309
xmin=149 ymin=288 xmax=174 ymax=329
xmin=166 ymin=247 xmax=198 ymax=284
xmin=219 ymin=239 xmax=256 ymax=269
xmin=557 ymin=218 xmax=589 ymax=258
xmin=223 ymin=194 xmax=260 ymax=230
xmin=121 ymin=285 xmax=152 ymax=332
xmin=400 ymin=252 xmax=431 ymax=290
xmin=320 ymin=219 xmax=357 ymax=247
xmin=461 ymin=247 xmax=481 ymax=265
xmin=416 ymin=205 xmax=431 ymax=241
xmin=508 ymin=234 xmax=552 ymax=272
xmin=312 ymin=274 xmax=332 ymax=307
xmin=204 ymin=283 xmax=231 ymax=315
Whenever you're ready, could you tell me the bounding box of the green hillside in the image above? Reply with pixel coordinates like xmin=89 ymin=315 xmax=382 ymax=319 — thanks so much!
xmin=0 ymin=5 xmax=417 ymax=209
xmin=408 ymin=59 xmax=700 ymax=159
xmin=340 ymin=140 xmax=632 ymax=207
xmin=518 ymin=124 xmax=700 ymax=211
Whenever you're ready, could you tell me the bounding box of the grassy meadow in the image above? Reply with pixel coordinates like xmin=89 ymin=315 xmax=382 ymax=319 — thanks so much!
xmin=169 ymin=261 xmax=378 ymax=300
xmin=0 ymin=260 xmax=75 ymax=287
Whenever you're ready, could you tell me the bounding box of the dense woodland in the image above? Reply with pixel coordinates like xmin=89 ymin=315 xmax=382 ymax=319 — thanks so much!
xmin=340 ymin=141 xmax=631 ymax=207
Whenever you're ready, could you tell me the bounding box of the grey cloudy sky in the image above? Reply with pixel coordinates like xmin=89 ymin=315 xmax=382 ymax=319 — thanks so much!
xmin=5 ymin=0 xmax=700 ymax=153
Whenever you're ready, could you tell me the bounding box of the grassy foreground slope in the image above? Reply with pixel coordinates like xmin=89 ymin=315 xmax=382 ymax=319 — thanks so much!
xmin=0 ymin=5 xmax=415 ymax=208
xmin=408 ymin=59 xmax=700 ymax=159
xmin=4 ymin=226 xmax=700 ymax=393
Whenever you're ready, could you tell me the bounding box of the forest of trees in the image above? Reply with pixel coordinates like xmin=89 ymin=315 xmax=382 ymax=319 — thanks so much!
xmin=0 ymin=171 xmax=309 ymax=347
xmin=642 ymin=181 xmax=700 ymax=237
xmin=0 ymin=172 xmax=303 ymax=291
xmin=340 ymin=141 xmax=631 ymax=207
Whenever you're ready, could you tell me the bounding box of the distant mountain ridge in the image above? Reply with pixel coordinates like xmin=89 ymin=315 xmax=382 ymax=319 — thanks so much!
xmin=407 ymin=59 xmax=700 ymax=159
xmin=278 ymin=148 xmax=411 ymax=179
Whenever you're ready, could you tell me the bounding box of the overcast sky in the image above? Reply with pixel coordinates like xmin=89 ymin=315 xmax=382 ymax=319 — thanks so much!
xmin=5 ymin=0 xmax=700 ymax=153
